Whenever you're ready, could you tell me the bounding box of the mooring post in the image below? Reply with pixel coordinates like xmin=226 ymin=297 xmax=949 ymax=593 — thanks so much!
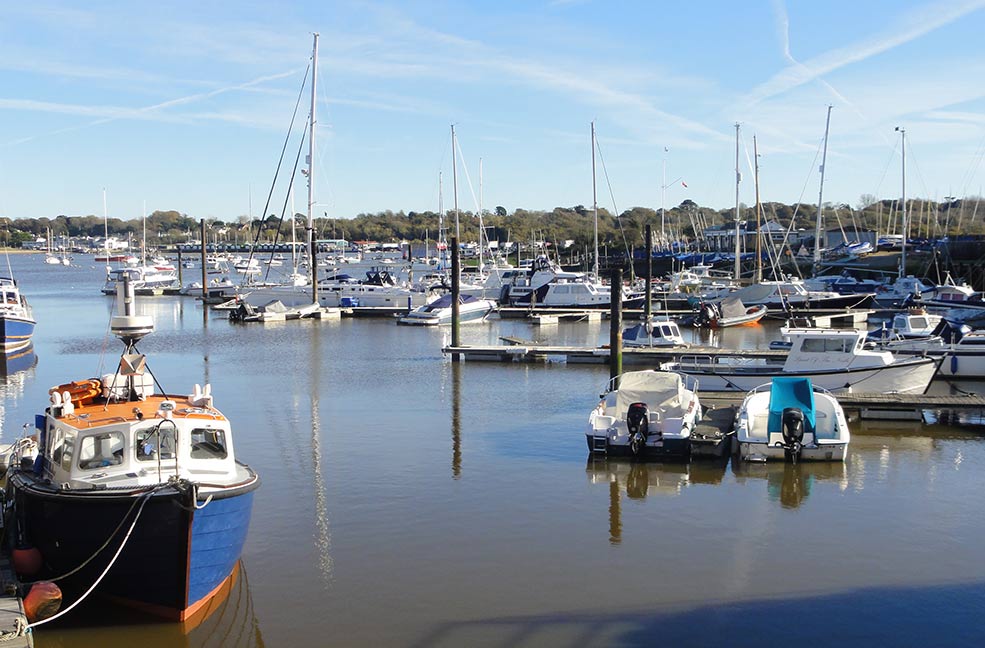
xmin=176 ymin=248 xmax=183 ymax=286
xmin=451 ymin=236 xmax=461 ymax=362
xmin=610 ymin=267 xmax=622 ymax=385
xmin=200 ymin=219 xmax=208 ymax=306
xmin=644 ymin=223 xmax=653 ymax=322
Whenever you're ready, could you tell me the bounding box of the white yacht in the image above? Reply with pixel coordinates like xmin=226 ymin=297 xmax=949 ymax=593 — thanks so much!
xmin=664 ymin=327 xmax=939 ymax=394
xmin=397 ymin=293 xmax=495 ymax=326
xmin=101 ymin=265 xmax=178 ymax=294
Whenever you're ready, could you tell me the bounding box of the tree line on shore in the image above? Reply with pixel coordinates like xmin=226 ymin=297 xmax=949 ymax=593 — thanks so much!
xmin=3 ymin=196 xmax=982 ymax=248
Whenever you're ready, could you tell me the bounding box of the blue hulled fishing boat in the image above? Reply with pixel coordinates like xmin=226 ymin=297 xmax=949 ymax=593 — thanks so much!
xmin=5 ymin=279 xmax=259 ymax=621
xmin=0 ymin=276 xmax=35 ymax=353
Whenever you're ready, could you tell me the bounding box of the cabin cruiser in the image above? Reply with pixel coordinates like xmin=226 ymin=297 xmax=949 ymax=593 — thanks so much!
xmin=498 ymin=256 xmax=644 ymax=309
xmin=726 ymin=278 xmax=873 ymax=311
xmin=587 ymin=370 xmax=702 ymax=460
xmin=101 ymin=265 xmax=178 ymax=294
xmin=664 ymin=327 xmax=939 ymax=394
xmin=735 ymin=378 xmax=850 ymax=462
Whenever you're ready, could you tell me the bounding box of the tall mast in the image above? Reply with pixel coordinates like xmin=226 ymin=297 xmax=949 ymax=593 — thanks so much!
xmin=592 ymin=121 xmax=599 ymax=279
xmin=896 ymin=126 xmax=907 ymax=278
xmin=307 ymin=32 xmax=319 ymax=304
xmin=103 ymin=188 xmax=109 ymax=275
xmin=438 ymin=171 xmax=445 ymax=268
xmin=661 ymin=147 xmax=667 ymax=249
xmin=753 ymin=135 xmax=762 ymax=283
xmin=142 ymin=200 xmax=147 ymax=266
xmin=478 ymin=157 xmax=484 ymax=272
xmin=813 ymin=105 xmax=833 ymax=270
xmin=451 ymin=125 xmax=460 ymax=241
xmin=733 ymin=123 xmax=741 ymax=282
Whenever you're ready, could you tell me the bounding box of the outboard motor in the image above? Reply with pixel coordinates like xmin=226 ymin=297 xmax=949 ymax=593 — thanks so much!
xmin=498 ymin=284 xmax=512 ymax=306
xmin=626 ymin=402 xmax=649 ymax=456
xmin=780 ymin=407 xmax=805 ymax=462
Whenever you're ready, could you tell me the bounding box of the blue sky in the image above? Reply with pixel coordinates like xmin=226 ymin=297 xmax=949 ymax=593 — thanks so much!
xmin=1 ymin=0 xmax=984 ymax=223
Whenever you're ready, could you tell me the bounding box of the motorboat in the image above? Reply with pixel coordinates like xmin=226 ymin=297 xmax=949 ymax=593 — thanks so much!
xmin=664 ymin=327 xmax=939 ymax=394
xmin=397 ymin=293 xmax=495 ymax=326
xmin=0 ymin=277 xmax=36 ymax=352
xmin=5 ymin=279 xmax=259 ymax=621
xmin=498 ymin=256 xmax=644 ymax=309
xmin=735 ymin=377 xmax=849 ymax=462
xmin=889 ymin=308 xmax=942 ymax=338
xmin=726 ymin=278 xmax=874 ymax=311
xmin=876 ymin=326 xmax=985 ymax=378
xmin=693 ymin=297 xmax=768 ymax=328
xmin=101 ymin=265 xmax=178 ymax=294
xmin=587 ymin=370 xmax=702 ymax=460
xmin=623 ymin=318 xmax=687 ymax=347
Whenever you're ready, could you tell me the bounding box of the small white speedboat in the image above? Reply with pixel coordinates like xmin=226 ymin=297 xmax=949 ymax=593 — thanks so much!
xmin=587 ymin=370 xmax=702 ymax=460
xmin=397 ymin=293 xmax=495 ymax=326
xmin=735 ymin=377 xmax=850 ymax=462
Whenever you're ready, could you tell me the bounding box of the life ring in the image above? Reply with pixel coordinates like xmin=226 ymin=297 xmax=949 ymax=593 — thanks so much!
xmin=50 ymin=379 xmax=102 ymax=406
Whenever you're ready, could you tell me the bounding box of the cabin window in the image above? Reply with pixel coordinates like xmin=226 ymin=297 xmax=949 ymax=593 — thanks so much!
xmin=78 ymin=431 xmax=125 ymax=470
xmin=136 ymin=426 xmax=176 ymax=461
xmin=801 ymin=337 xmax=851 ymax=353
xmin=60 ymin=432 xmax=76 ymax=472
xmin=191 ymin=428 xmax=228 ymax=459
xmin=910 ymin=317 xmax=927 ymax=329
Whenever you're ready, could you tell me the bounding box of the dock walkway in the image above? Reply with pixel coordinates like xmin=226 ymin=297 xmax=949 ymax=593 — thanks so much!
xmin=444 ymin=342 xmax=786 ymax=365
xmin=0 ymin=557 xmax=30 ymax=647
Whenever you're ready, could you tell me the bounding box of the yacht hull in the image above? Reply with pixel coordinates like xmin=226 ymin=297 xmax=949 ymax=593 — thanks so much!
xmin=0 ymin=314 xmax=35 ymax=352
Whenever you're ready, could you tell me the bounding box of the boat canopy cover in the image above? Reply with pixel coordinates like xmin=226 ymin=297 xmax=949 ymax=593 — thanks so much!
xmin=732 ymin=283 xmax=774 ymax=303
xmin=719 ymin=296 xmax=748 ymax=319
xmin=767 ymin=377 xmax=816 ymax=436
xmin=613 ymin=371 xmax=684 ymax=417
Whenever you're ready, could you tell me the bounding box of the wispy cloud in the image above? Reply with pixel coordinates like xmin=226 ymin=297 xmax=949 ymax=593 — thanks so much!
xmin=747 ymin=0 xmax=985 ymax=106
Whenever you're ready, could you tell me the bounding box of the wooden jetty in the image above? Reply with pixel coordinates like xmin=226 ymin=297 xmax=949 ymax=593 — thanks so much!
xmin=443 ymin=340 xmax=786 ymax=365
xmin=0 ymin=551 xmax=31 ymax=646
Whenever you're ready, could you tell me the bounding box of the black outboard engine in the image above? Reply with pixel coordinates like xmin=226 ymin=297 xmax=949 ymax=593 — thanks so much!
xmin=626 ymin=402 xmax=649 ymax=456
xmin=780 ymin=407 xmax=805 ymax=462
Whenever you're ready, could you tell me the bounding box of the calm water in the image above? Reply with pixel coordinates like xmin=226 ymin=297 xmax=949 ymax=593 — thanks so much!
xmin=3 ymin=254 xmax=985 ymax=647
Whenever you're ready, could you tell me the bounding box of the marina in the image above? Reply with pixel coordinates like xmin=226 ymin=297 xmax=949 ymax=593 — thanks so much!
xmin=0 ymin=256 xmax=984 ymax=646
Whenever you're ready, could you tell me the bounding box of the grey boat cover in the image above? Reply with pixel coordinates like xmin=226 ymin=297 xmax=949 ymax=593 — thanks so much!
xmin=612 ymin=370 xmax=685 ymax=417
xmin=719 ymin=296 xmax=748 ymax=320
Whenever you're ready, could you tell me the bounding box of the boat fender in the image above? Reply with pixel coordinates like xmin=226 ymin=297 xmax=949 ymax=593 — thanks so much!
xmin=12 ymin=547 xmax=42 ymax=577
xmin=24 ymin=581 xmax=62 ymax=623
xmin=951 ymin=355 xmax=958 ymax=375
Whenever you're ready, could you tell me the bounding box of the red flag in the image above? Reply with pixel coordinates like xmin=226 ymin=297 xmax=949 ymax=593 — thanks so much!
xmin=681 ymin=180 xmax=688 ymax=188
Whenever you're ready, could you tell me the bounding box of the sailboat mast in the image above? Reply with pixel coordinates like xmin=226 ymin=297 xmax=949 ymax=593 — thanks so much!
xmin=474 ymin=158 xmax=478 ymax=272
xmin=103 ymin=188 xmax=110 ymax=275
xmin=813 ymin=105 xmax=833 ymax=270
xmin=661 ymin=147 xmax=667 ymax=249
xmin=591 ymin=121 xmax=599 ymax=279
xmin=142 ymin=200 xmax=147 ymax=266
xmin=733 ymin=123 xmax=741 ymax=282
xmin=438 ymin=171 xmax=445 ymax=268
xmin=451 ymin=125 xmax=460 ymax=240
xmin=897 ymin=126 xmax=907 ymax=278
xmin=307 ymin=32 xmax=319 ymax=305
xmin=753 ymin=135 xmax=762 ymax=283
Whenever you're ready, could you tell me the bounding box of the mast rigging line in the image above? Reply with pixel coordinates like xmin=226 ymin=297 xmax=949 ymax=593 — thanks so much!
xmin=243 ymin=64 xmax=311 ymax=283
xmin=592 ymin=135 xmax=634 ymax=282
xmin=262 ymin=120 xmax=310 ymax=284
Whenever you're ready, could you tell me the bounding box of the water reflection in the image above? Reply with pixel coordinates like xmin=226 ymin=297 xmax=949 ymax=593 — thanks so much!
xmin=732 ymin=460 xmax=848 ymax=509
xmin=310 ymin=327 xmax=333 ymax=588
xmin=35 ymin=561 xmax=264 ymax=647
xmin=451 ymin=361 xmax=462 ymax=479
xmin=0 ymin=344 xmax=37 ymax=441
xmin=586 ymin=458 xmax=729 ymax=543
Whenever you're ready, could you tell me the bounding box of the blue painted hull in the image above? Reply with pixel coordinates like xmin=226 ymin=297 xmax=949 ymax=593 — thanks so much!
xmin=0 ymin=314 xmax=35 ymax=352
xmin=8 ymin=468 xmax=258 ymax=620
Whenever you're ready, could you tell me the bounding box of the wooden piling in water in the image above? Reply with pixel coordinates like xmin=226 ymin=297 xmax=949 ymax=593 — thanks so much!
xmin=609 ymin=267 xmax=622 ymax=384
xmin=200 ymin=219 xmax=208 ymax=306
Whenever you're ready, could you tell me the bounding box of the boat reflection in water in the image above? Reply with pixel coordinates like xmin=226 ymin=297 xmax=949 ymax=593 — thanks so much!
xmin=586 ymin=457 xmax=729 ymax=544
xmin=1 ymin=342 xmax=37 ymax=378
xmin=35 ymin=560 xmax=264 ymax=647
xmin=732 ymin=460 xmax=848 ymax=509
